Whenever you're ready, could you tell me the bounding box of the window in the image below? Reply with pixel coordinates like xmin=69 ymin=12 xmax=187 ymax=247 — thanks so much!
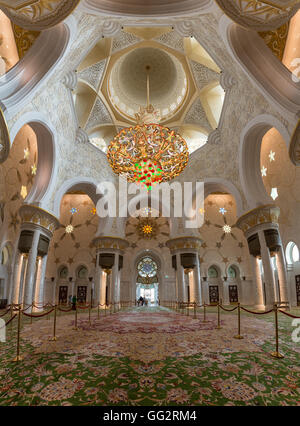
xmin=1 ymin=246 xmax=9 ymax=265
xmin=228 ymin=266 xmax=237 ymax=279
xmin=59 ymin=266 xmax=68 ymax=279
xmin=77 ymin=266 xmax=88 ymax=279
xmin=137 ymin=257 xmax=158 ymax=278
xmin=208 ymin=266 xmax=218 ymax=278
xmin=286 ymin=242 xmax=300 ymax=264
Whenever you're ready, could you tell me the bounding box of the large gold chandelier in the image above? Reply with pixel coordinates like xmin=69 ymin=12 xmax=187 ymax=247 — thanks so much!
xmin=107 ymin=67 xmax=189 ymax=191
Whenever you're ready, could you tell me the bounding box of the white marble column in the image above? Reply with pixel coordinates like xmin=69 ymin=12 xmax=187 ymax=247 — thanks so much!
xmin=250 ymin=255 xmax=265 ymax=309
xmin=94 ymin=255 xmax=101 ymax=306
xmin=11 ymin=251 xmax=23 ymax=304
xmin=188 ymin=271 xmax=195 ymax=303
xmin=222 ymin=279 xmax=230 ymax=305
xmin=23 ymin=230 xmax=40 ymax=308
xmin=111 ymin=254 xmax=119 ymax=304
xmin=276 ymin=248 xmax=289 ymax=303
xmin=36 ymin=255 xmax=48 ymax=310
xmin=100 ymin=270 xmax=107 ymax=306
xmin=258 ymin=230 xmax=276 ymax=308
xmin=193 ymin=256 xmax=202 ymax=305
xmin=176 ymin=253 xmax=186 ymax=302
xmin=33 ymin=257 xmax=42 ymax=310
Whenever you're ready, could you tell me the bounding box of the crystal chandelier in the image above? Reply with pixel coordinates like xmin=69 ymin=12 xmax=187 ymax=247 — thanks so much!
xmin=107 ymin=66 xmax=189 ymax=190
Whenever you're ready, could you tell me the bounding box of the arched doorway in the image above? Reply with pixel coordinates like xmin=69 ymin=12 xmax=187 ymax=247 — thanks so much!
xmin=136 ymin=256 xmax=159 ymax=306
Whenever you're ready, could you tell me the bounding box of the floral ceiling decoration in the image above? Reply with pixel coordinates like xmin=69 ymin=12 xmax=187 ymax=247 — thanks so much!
xmin=214 ymin=0 xmax=299 ymax=31
xmin=0 ymin=0 xmax=80 ymax=31
xmin=73 ymin=27 xmax=225 ymax=158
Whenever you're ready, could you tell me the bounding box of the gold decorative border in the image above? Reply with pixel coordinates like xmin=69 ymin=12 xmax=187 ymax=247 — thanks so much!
xmin=0 ymin=107 xmax=10 ymax=164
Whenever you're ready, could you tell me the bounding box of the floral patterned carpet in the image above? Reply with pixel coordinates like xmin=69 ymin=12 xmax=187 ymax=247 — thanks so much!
xmin=0 ymin=306 xmax=299 ymax=406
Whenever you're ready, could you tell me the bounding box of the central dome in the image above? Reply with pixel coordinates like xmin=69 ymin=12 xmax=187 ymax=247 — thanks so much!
xmin=109 ymin=47 xmax=187 ymax=120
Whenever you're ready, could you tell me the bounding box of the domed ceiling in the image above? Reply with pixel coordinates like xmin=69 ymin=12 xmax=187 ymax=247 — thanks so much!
xmin=73 ymin=27 xmax=225 ymax=155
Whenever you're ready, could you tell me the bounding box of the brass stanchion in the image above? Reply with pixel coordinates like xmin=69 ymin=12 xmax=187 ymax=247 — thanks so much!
xmin=49 ymin=305 xmax=57 ymax=341
xmin=73 ymin=305 xmax=78 ymax=330
xmin=105 ymin=304 xmax=107 ymax=316
xmin=187 ymin=303 xmax=190 ymax=316
xmin=216 ymin=303 xmax=222 ymax=329
xmin=203 ymin=304 xmax=207 ymax=322
xmin=234 ymin=303 xmax=243 ymax=339
xmin=13 ymin=307 xmax=23 ymax=362
xmin=89 ymin=304 xmax=91 ymax=325
xmin=270 ymin=304 xmax=284 ymax=359
xmin=97 ymin=303 xmax=100 ymax=320
xmin=31 ymin=303 xmax=33 ymax=324
xmin=193 ymin=302 xmax=197 ymax=319
xmin=110 ymin=303 xmax=112 ymax=315
xmin=10 ymin=304 xmax=13 ymax=334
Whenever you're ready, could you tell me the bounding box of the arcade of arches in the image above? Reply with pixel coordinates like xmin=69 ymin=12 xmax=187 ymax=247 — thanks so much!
xmin=0 ymin=0 xmax=300 ymax=408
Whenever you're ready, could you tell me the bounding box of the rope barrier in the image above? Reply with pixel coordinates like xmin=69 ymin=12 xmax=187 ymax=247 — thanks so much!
xmin=22 ymin=308 xmax=54 ymax=318
xmin=278 ymin=310 xmax=300 ymax=319
xmin=241 ymin=307 xmax=274 ymax=315
xmin=0 ymin=308 xmax=10 ymax=317
xmin=58 ymin=306 xmax=72 ymax=313
xmin=219 ymin=305 xmax=238 ymax=313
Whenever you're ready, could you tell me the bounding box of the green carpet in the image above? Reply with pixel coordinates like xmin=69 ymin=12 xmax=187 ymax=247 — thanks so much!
xmin=0 ymin=307 xmax=299 ymax=406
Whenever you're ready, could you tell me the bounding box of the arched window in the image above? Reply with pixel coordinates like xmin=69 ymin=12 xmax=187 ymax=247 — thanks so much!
xmin=286 ymin=242 xmax=300 ymax=264
xmin=137 ymin=257 xmax=158 ymax=278
xmin=228 ymin=266 xmax=237 ymax=279
xmin=77 ymin=266 xmax=88 ymax=279
xmin=208 ymin=266 xmax=218 ymax=278
xmin=59 ymin=266 xmax=68 ymax=279
xmin=0 ymin=246 xmax=9 ymax=265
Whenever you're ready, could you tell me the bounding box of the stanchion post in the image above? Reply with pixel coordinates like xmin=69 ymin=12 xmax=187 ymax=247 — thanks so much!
xmin=270 ymin=303 xmax=284 ymax=359
xmin=105 ymin=304 xmax=107 ymax=316
xmin=216 ymin=303 xmax=222 ymax=329
xmin=187 ymin=303 xmax=189 ymax=316
xmin=49 ymin=305 xmax=57 ymax=341
xmin=89 ymin=303 xmax=91 ymax=325
xmin=13 ymin=307 xmax=23 ymax=362
xmin=234 ymin=303 xmax=243 ymax=339
xmin=193 ymin=302 xmax=197 ymax=319
xmin=73 ymin=304 xmax=78 ymax=330
xmin=203 ymin=304 xmax=207 ymax=322
xmin=97 ymin=303 xmax=100 ymax=320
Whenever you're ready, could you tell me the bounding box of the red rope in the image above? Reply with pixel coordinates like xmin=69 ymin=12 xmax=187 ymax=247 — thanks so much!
xmin=22 ymin=308 xmax=54 ymax=318
xmin=0 ymin=308 xmax=10 ymax=317
xmin=220 ymin=305 xmax=238 ymax=312
xmin=278 ymin=310 xmax=300 ymax=319
xmin=0 ymin=314 xmax=17 ymax=329
xmin=241 ymin=307 xmax=273 ymax=315
xmin=77 ymin=305 xmax=90 ymax=310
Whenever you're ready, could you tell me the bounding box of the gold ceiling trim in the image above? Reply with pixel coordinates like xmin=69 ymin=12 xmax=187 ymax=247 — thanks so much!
xmin=0 ymin=0 xmax=80 ymax=31
xmin=12 ymin=23 xmax=40 ymax=59
xmin=258 ymin=22 xmax=289 ymax=60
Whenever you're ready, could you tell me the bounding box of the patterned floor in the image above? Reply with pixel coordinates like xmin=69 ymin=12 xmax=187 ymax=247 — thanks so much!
xmin=0 ymin=306 xmax=299 ymax=406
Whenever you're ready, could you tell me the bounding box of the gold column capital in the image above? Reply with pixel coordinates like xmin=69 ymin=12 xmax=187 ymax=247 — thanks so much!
xmin=19 ymin=204 xmax=60 ymax=235
xmin=236 ymin=204 xmax=280 ymax=234
xmin=92 ymin=236 xmax=129 ymax=252
xmin=166 ymin=236 xmax=203 ymax=253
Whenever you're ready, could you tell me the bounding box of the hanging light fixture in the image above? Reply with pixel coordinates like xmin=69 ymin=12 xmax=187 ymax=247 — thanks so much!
xmin=107 ymin=65 xmax=189 ymax=191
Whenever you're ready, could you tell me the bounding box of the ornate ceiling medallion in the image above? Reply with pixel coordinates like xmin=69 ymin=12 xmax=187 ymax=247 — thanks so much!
xmin=214 ymin=0 xmax=299 ymax=31
xmin=107 ymin=67 xmax=189 ymax=191
xmin=0 ymin=0 xmax=80 ymax=31
xmin=0 ymin=107 xmax=10 ymax=164
xmin=137 ymin=217 xmax=159 ymax=239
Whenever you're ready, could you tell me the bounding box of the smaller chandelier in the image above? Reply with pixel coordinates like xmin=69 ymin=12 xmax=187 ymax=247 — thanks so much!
xmin=107 ymin=66 xmax=189 ymax=190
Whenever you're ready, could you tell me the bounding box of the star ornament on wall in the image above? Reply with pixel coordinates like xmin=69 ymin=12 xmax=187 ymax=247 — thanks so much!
xmin=261 ymin=166 xmax=267 ymax=177
xmin=214 ymin=215 xmax=238 ymax=241
xmin=269 ymin=150 xmax=276 ymax=162
xmin=271 ymin=187 xmax=278 ymax=200
xmin=60 ymin=214 xmax=82 ymax=241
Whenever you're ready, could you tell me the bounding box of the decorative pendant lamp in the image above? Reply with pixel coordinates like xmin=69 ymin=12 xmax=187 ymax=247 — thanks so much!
xmin=107 ymin=66 xmax=189 ymax=191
